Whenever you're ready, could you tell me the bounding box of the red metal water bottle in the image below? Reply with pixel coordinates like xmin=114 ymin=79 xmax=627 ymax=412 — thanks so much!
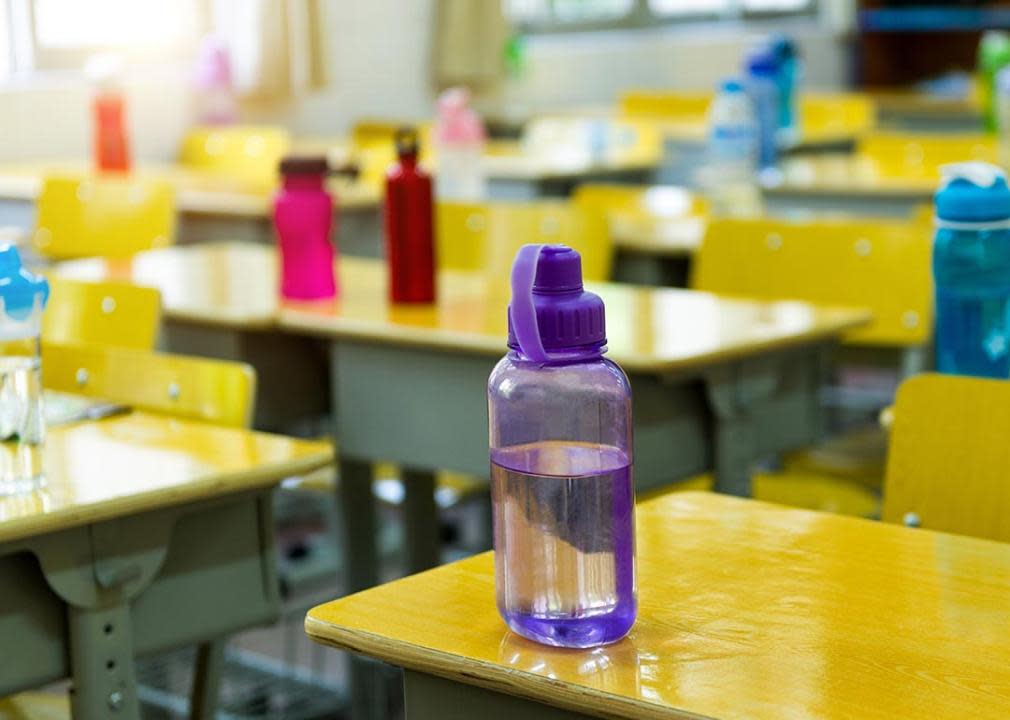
xmin=385 ymin=128 xmax=436 ymax=303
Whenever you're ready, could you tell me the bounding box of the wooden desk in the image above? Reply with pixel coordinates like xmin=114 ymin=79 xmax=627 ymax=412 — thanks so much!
xmin=274 ymin=246 xmax=868 ymax=593
xmin=57 ymin=242 xmax=869 ymax=587
xmin=307 ymin=490 xmax=1010 ymax=720
xmin=0 ymin=161 xmax=384 ymax=257
xmin=764 ymin=153 xmax=936 ymax=216
xmin=0 ymin=410 xmax=332 ymax=719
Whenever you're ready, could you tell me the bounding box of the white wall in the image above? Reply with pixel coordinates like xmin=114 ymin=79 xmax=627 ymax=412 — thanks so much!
xmin=502 ymin=18 xmax=848 ymax=115
xmin=0 ymin=0 xmax=849 ymax=163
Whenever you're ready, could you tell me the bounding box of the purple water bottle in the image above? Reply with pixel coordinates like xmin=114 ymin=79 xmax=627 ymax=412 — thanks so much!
xmin=488 ymin=244 xmax=636 ymax=648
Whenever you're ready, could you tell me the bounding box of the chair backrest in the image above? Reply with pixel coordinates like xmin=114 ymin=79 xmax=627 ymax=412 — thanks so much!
xmin=883 ymin=373 xmax=1010 ymax=542
xmin=33 ymin=175 xmax=176 ymax=260
xmin=350 ymin=120 xmax=433 ymax=191
xmin=617 ymin=90 xmax=712 ymax=122
xmin=43 ymin=342 xmax=256 ymax=428
xmin=691 ymin=216 xmax=933 ymax=347
xmin=572 ymin=183 xmax=706 ymax=222
xmin=858 ymin=132 xmax=997 ymax=177
xmin=437 ymin=199 xmax=612 ymax=284
xmin=799 ymin=92 xmax=877 ymax=138
xmin=178 ymin=125 xmax=291 ymax=191
xmin=43 ymin=276 xmax=162 ymax=350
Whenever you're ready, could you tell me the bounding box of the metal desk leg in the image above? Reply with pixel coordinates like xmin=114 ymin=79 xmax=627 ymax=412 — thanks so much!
xmin=339 ymin=457 xmax=379 ymax=593
xmin=705 ymin=364 xmax=763 ymax=497
xmin=68 ymin=602 xmax=140 ymax=719
xmin=401 ymin=468 xmax=439 ymax=574
xmin=190 ymin=639 xmax=225 ymax=720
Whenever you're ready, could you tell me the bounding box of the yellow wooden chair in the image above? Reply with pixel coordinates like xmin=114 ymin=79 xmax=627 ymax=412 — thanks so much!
xmin=858 ymin=132 xmax=998 ymax=178
xmin=32 ymin=175 xmax=175 ymax=260
xmin=437 ymin=199 xmax=613 ymax=286
xmin=349 ymin=120 xmax=433 ymax=191
xmin=883 ymin=373 xmax=1010 ymax=542
xmin=692 ymin=216 xmax=933 ymax=348
xmin=42 ymin=342 xmax=256 ymax=428
xmin=42 ymin=276 xmax=161 ymax=350
xmin=799 ymin=92 xmax=877 ymax=141
xmin=178 ymin=125 xmax=291 ymax=192
xmin=689 ymin=215 xmax=933 ymax=514
xmin=572 ymin=183 xmax=707 ymax=242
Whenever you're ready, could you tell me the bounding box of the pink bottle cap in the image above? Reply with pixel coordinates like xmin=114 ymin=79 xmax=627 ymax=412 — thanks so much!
xmin=194 ymin=35 xmax=234 ymax=91
xmin=435 ymin=87 xmax=486 ymax=145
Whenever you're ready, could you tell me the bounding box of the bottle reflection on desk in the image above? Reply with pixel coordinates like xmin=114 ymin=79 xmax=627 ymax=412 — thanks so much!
xmin=497 ymin=630 xmax=643 ymax=697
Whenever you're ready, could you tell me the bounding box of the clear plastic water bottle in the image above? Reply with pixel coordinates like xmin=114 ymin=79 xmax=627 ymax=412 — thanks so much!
xmin=745 ymin=48 xmax=780 ymax=171
xmin=0 ymin=245 xmax=50 ymax=494
xmin=700 ymin=78 xmax=762 ymax=218
xmin=488 ymin=244 xmax=636 ymax=648
xmin=933 ymin=162 xmax=1010 ymax=378
xmin=434 ymin=87 xmax=486 ymax=201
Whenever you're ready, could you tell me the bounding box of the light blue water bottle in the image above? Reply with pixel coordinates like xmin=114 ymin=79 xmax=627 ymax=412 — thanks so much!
xmin=745 ymin=48 xmax=780 ymax=170
xmin=933 ymin=162 xmax=1010 ymax=378
xmin=702 ymin=78 xmax=761 ymax=217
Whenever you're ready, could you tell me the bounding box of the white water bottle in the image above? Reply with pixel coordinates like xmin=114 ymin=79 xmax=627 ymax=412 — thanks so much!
xmin=434 ymin=87 xmax=487 ymax=201
xmin=699 ymin=78 xmax=763 ymax=218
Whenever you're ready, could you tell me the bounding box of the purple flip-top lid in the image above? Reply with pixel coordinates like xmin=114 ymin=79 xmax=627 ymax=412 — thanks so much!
xmin=507 ymin=244 xmax=606 ymax=360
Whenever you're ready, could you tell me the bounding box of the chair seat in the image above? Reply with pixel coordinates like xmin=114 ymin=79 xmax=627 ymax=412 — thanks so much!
xmin=0 ymin=693 xmax=70 ymax=720
xmin=782 ymin=425 xmax=889 ymax=490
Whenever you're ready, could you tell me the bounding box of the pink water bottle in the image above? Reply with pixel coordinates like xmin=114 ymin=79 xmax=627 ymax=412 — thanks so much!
xmin=274 ymin=155 xmax=337 ymax=300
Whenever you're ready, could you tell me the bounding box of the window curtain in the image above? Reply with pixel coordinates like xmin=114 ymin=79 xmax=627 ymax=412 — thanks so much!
xmin=211 ymin=0 xmax=327 ymax=103
xmin=432 ymin=0 xmax=509 ymax=92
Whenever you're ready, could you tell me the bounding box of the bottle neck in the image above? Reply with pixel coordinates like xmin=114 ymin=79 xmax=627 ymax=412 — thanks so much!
xmin=398 ymin=152 xmax=418 ymax=169
xmin=282 ymin=174 xmax=326 ymax=192
xmin=508 ymin=345 xmax=606 ymax=365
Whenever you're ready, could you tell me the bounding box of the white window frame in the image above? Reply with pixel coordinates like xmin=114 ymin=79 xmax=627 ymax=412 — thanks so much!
xmin=507 ymin=0 xmax=817 ymax=33
xmin=0 ymin=0 xmax=208 ymax=77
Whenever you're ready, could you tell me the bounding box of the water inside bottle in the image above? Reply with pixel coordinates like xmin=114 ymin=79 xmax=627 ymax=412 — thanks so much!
xmin=491 ymin=441 xmax=636 ymax=647
xmin=936 ymin=284 xmax=1010 ymax=378
xmin=0 ymin=354 xmax=45 ymax=493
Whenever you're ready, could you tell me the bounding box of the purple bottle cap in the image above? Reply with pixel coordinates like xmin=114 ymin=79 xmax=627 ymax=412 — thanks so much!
xmin=507 ymin=244 xmax=606 ymax=360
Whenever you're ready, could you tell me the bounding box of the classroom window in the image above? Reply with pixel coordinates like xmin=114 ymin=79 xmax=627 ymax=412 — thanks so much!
xmin=507 ymin=0 xmax=815 ymax=31
xmin=506 ymin=0 xmax=635 ymax=24
xmin=2 ymin=0 xmax=202 ymax=73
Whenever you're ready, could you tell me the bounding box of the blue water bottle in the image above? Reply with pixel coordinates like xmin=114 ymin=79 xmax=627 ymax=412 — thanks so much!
xmin=770 ymin=35 xmax=800 ymax=143
xmin=745 ymin=48 xmax=780 ymax=170
xmin=934 ymin=162 xmax=1010 ymax=378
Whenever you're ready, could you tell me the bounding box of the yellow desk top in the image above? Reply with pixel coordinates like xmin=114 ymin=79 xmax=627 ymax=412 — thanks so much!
xmin=307 ymin=491 xmax=1010 ymax=720
xmin=656 ymin=119 xmax=858 ymax=149
xmin=57 ymin=242 xmax=868 ymax=374
xmin=0 ymin=162 xmax=381 ymax=215
xmin=482 ymin=140 xmax=661 ymax=181
xmin=0 ymin=411 xmax=332 ymax=544
xmin=768 ymin=153 xmax=938 ymax=198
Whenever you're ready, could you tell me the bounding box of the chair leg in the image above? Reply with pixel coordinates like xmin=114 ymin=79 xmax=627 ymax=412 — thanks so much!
xmin=190 ymin=639 xmax=226 ymax=720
